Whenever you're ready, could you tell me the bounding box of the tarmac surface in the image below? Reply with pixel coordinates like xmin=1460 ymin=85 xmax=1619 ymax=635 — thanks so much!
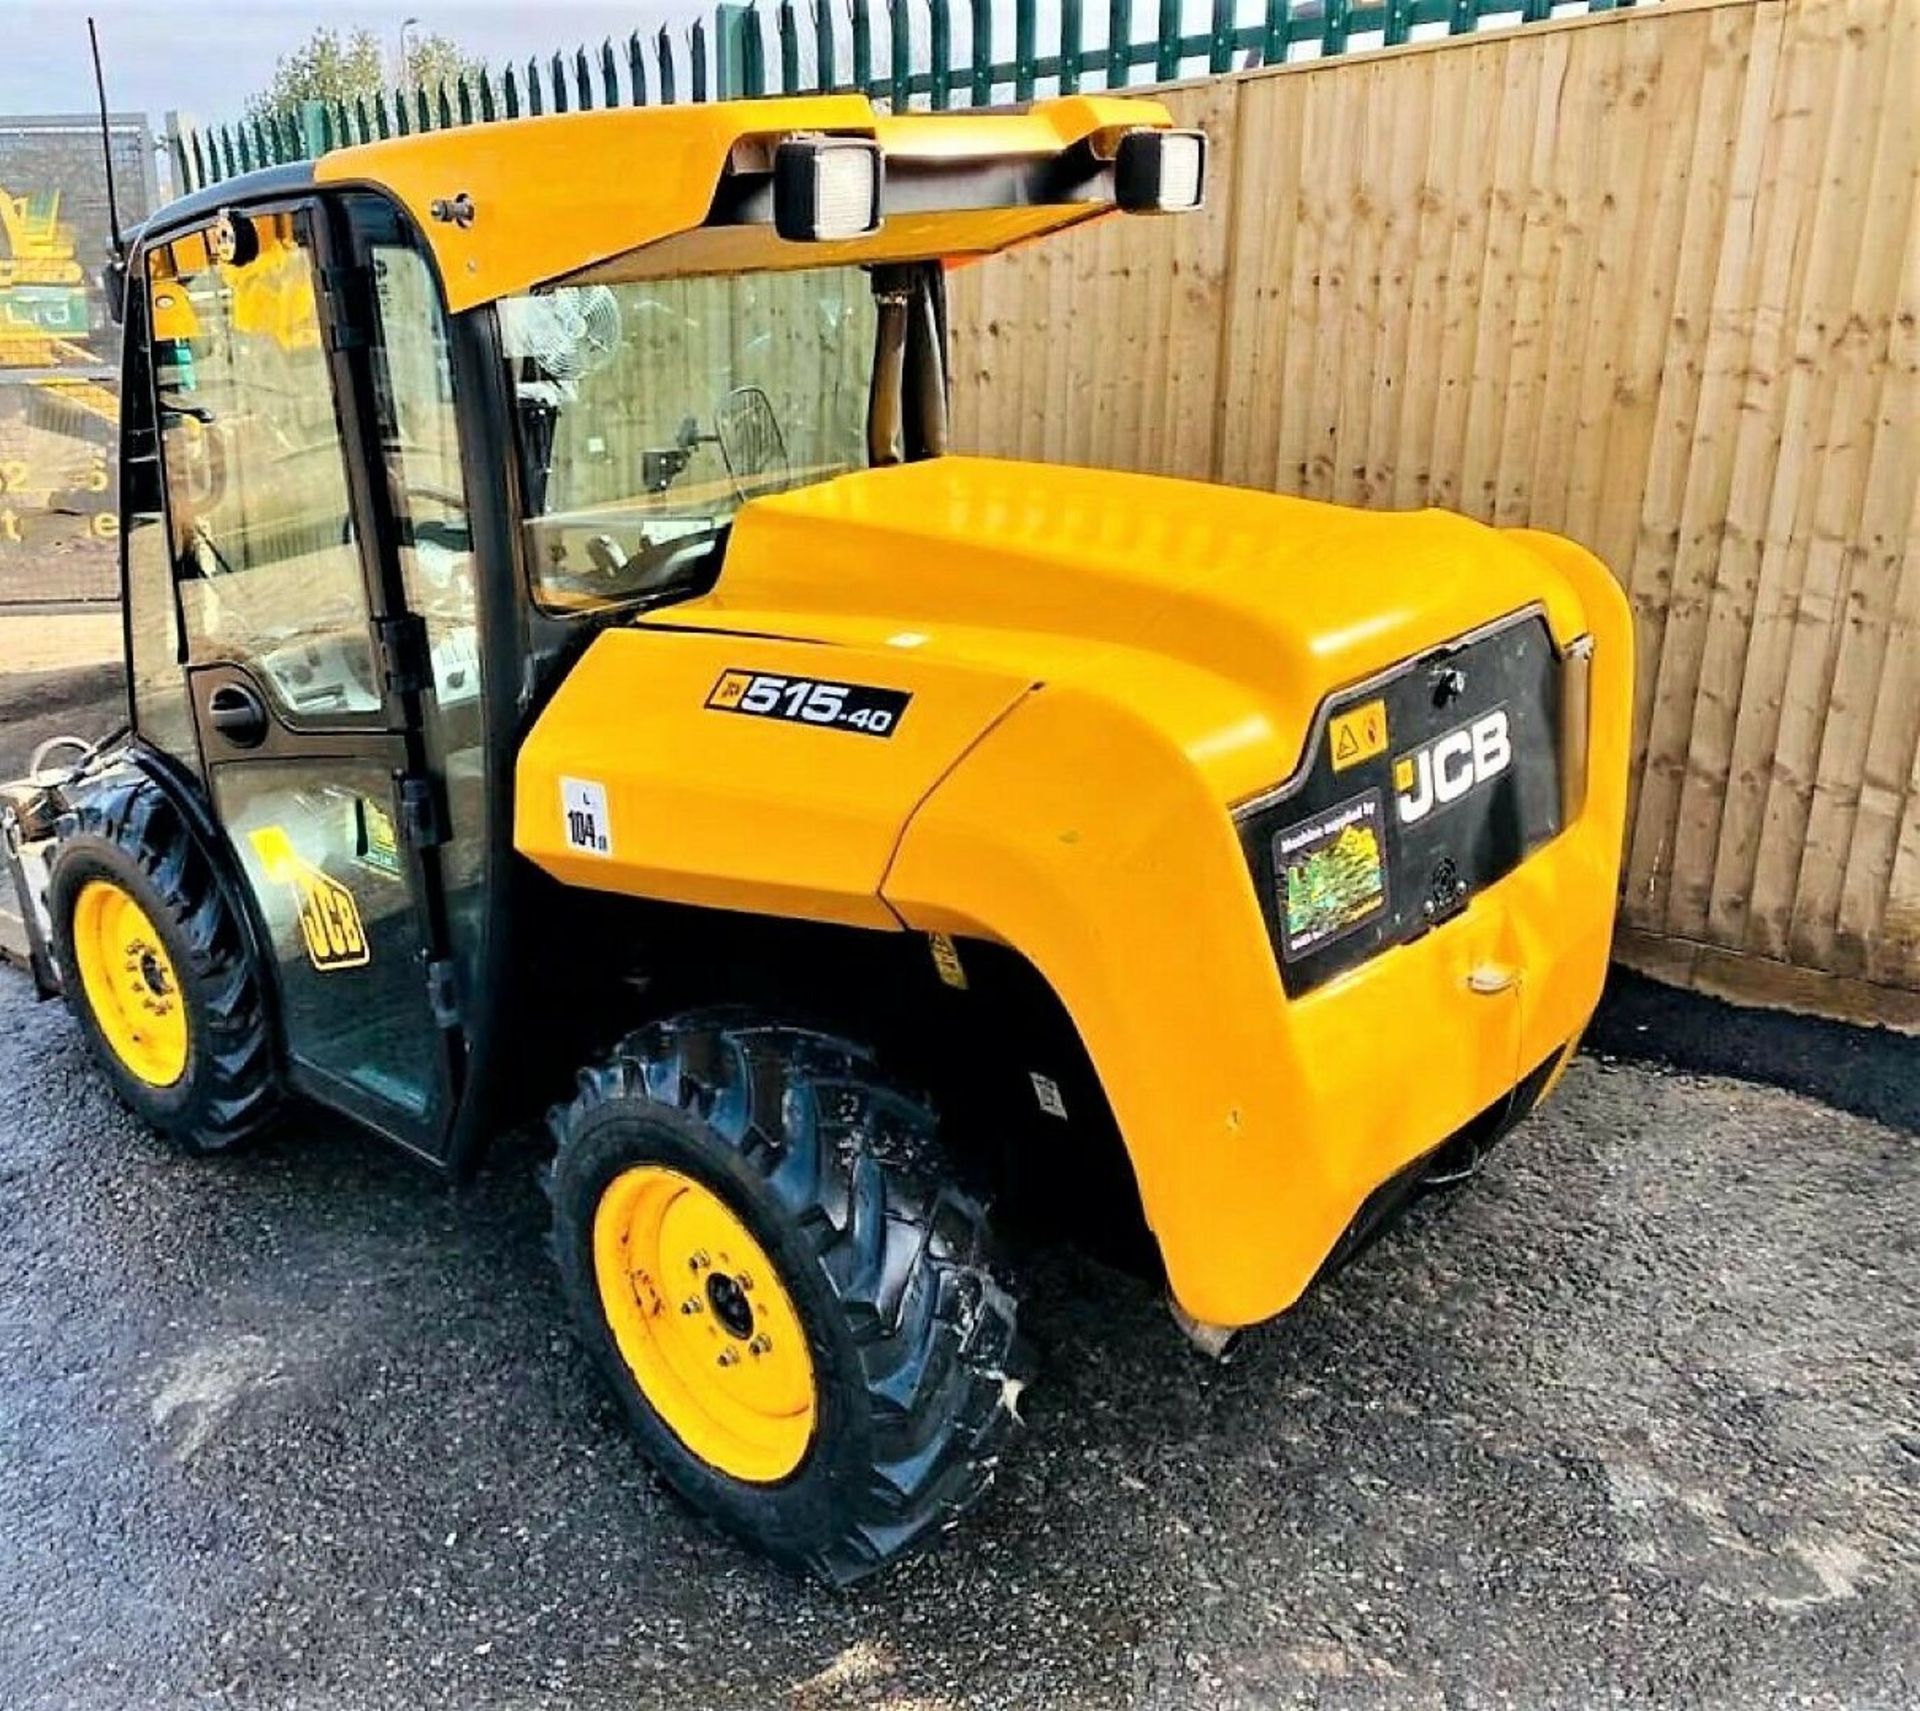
xmin=0 ymin=961 xmax=1914 ymax=1711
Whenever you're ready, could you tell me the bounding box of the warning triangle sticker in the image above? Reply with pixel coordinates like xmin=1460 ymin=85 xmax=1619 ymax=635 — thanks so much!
xmin=1335 ymin=725 xmax=1361 ymax=762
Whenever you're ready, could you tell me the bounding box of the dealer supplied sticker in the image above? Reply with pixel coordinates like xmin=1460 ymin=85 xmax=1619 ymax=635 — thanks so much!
xmin=560 ymin=776 xmax=613 ymax=857
xmin=1273 ymin=789 xmax=1389 ymax=959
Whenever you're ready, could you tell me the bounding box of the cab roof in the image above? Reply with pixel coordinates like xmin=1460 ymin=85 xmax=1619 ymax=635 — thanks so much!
xmin=272 ymin=93 xmax=1175 ymax=312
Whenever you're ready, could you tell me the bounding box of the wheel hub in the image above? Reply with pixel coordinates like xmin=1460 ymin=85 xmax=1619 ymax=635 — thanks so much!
xmin=70 ymin=880 xmax=188 ymax=1087
xmin=705 ymin=1270 xmax=755 ymax=1339
xmin=592 ymin=1164 xmax=815 ymax=1482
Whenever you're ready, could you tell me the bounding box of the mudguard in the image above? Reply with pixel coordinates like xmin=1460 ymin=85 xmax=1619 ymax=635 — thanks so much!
xmin=514 ymin=628 xmax=1030 ymax=930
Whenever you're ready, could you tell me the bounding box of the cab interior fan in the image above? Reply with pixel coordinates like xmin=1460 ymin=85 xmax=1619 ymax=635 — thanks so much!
xmin=501 ymin=286 xmax=622 ymax=399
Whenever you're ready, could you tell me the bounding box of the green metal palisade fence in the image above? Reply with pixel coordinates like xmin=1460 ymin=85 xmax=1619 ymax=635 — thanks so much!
xmin=170 ymin=0 xmax=1649 ymax=194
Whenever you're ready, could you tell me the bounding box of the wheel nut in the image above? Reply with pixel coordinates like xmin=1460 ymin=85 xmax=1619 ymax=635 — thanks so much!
xmin=716 ymin=1348 xmax=739 ymax=1367
xmin=688 ymin=1250 xmax=710 ymax=1272
xmin=680 ymin=1296 xmax=703 ymax=1315
xmin=747 ymin=1334 xmax=771 ymax=1357
xmin=736 ymin=1272 xmax=754 ymax=1293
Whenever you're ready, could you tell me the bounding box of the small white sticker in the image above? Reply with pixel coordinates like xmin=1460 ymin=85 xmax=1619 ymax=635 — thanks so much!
xmin=560 ymin=777 xmax=612 ymax=857
xmin=1029 ymin=1072 xmax=1068 ymax=1121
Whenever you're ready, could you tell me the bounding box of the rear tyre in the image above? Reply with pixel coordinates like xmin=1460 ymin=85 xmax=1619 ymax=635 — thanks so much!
xmin=48 ymin=773 xmax=280 ymax=1154
xmin=547 ymin=1014 xmax=1027 ymax=1584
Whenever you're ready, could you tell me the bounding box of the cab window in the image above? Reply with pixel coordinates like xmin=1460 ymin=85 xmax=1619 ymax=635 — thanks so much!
xmin=148 ymin=212 xmax=381 ymax=720
xmin=500 ymin=266 xmax=875 ymax=613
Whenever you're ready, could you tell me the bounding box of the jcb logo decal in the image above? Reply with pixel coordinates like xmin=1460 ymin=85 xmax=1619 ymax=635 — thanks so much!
xmin=1393 ymin=708 xmax=1512 ymax=826
xmin=248 ymin=826 xmax=370 ymax=971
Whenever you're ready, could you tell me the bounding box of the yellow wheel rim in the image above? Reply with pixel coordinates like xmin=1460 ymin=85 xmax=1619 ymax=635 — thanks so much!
xmin=593 ymin=1164 xmax=817 ymax=1483
xmin=70 ymin=879 xmax=189 ymax=1088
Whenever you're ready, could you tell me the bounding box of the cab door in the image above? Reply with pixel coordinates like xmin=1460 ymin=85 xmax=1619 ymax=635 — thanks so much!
xmin=147 ymin=201 xmax=464 ymax=1158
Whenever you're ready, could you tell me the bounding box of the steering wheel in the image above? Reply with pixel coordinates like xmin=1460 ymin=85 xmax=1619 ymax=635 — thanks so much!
xmin=713 ymin=386 xmax=792 ymax=497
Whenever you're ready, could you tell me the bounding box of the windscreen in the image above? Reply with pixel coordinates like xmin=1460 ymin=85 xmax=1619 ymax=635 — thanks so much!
xmin=501 ymin=267 xmax=876 ymax=613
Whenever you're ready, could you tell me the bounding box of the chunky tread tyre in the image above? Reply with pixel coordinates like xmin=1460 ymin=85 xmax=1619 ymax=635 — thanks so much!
xmin=547 ymin=1012 xmax=1027 ymax=1584
xmin=48 ymin=771 xmax=279 ymax=1153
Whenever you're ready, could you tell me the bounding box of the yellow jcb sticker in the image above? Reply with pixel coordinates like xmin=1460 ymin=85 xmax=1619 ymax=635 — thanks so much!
xmin=1330 ymin=699 xmax=1389 ymax=772
xmin=707 ymin=670 xmax=753 ymax=710
xmin=248 ymin=826 xmax=370 ymax=972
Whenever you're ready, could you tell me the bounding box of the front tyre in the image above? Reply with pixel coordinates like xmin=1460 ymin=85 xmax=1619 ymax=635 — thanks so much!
xmin=48 ymin=773 xmax=280 ymax=1154
xmin=547 ymin=1015 xmax=1026 ymax=1584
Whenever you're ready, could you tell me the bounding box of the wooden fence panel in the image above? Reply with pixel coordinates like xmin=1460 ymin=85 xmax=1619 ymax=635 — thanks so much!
xmin=948 ymin=0 xmax=1920 ymax=1015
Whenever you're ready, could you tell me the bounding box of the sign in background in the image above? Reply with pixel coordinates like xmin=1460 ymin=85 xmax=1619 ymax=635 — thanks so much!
xmin=0 ymin=114 xmax=156 ymax=604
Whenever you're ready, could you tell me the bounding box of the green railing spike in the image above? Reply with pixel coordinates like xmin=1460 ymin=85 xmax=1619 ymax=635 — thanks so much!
xmin=742 ymin=5 xmax=768 ymax=95
xmin=637 ymin=31 xmax=660 ymax=104
xmin=778 ymin=0 xmax=801 ymax=91
xmin=413 ymin=85 xmax=431 ymax=132
xmin=602 ymin=38 xmax=620 ymax=105
xmin=928 ymin=0 xmax=952 ymax=106
xmin=1105 ymin=0 xmax=1128 ymax=85
xmin=1260 ymin=0 xmax=1291 ymax=66
xmin=527 ymin=58 xmax=545 ymax=116
xmin=690 ymin=19 xmax=710 ymax=99
xmin=456 ymin=76 xmax=474 ymax=126
xmin=1057 ymin=0 xmax=1082 ymax=92
xmin=1154 ymin=0 xmax=1179 ymax=80
xmin=576 ymin=45 xmax=594 ymax=108
xmin=889 ymin=0 xmax=911 ymax=108
xmin=850 ymin=0 xmax=873 ymax=94
xmin=551 ymin=52 xmax=569 ymax=112
xmin=1320 ymin=0 xmax=1349 ymax=56
xmin=1382 ymin=0 xmax=1412 ymax=45
xmin=503 ymin=64 xmax=521 ymax=119
xmin=970 ymin=0 xmax=991 ymax=105
xmin=657 ymin=27 xmax=678 ymax=102
xmin=435 ymin=84 xmax=453 ymax=129
xmin=1447 ymin=0 xmax=1474 ymax=33
xmin=479 ymin=72 xmax=497 ymax=123
xmin=188 ymin=129 xmax=207 ymax=190
xmin=1208 ymin=0 xmax=1232 ymax=72
xmin=1014 ymin=0 xmax=1037 ymax=99
xmin=814 ymin=0 xmax=836 ymax=89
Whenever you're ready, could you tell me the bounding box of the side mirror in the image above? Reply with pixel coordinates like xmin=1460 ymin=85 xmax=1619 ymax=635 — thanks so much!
xmin=102 ymin=257 xmax=128 ymax=326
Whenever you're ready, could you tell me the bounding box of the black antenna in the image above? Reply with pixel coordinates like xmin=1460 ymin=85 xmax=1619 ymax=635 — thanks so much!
xmin=87 ymin=17 xmax=125 ymax=262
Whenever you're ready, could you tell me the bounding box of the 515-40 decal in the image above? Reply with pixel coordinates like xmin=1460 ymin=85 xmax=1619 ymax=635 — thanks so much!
xmin=706 ymin=669 xmax=911 ymax=738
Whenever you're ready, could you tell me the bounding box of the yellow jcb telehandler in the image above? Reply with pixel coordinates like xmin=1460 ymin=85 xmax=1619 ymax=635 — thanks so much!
xmin=1 ymin=93 xmax=1631 ymax=1582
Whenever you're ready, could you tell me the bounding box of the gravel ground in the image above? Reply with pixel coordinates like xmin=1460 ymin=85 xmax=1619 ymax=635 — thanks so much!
xmin=0 ymin=966 xmax=1914 ymax=1711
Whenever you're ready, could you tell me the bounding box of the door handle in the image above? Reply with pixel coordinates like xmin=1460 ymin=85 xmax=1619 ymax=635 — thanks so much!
xmin=206 ymin=682 xmax=269 ymax=749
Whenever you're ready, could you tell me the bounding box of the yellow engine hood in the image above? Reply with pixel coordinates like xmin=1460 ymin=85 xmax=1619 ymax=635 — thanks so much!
xmin=648 ymin=456 xmax=1592 ymax=802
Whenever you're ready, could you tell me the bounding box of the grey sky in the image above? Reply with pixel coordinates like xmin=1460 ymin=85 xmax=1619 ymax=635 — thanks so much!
xmin=0 ymin=1 xmax=693 ymax=129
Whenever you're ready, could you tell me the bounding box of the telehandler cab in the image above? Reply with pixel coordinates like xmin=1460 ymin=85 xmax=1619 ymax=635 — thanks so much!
xmin=3 ymin=93 xmax=1631 ymax=1582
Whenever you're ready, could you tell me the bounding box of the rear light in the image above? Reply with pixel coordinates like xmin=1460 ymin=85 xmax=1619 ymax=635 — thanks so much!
xmin=773 ymin=137 xmax=884 ymax=242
